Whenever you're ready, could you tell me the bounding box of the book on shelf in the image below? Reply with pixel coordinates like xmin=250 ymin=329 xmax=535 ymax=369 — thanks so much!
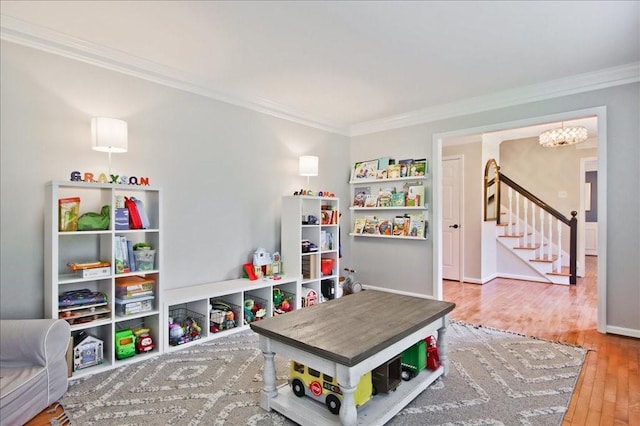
xmin=353 ymin=186 xmax=370 ymax=207
xmin=392 ymin=216 xmax=410 ymax=236
xmin=407 ymin=184 xmax=425 ymax=207
xmin=114 ymin=236 xmax=130 ymax=274
xmin=352 ymin=159 xmax=378 ymax=180
xmin=387 ymin=164 xmax=401 ymax=179
xmin=391 ymin=192 xmax=406 ymax=207
xmin=362 ymin=216 xmax=379 ymax=235
xmin=364 ymin=194 xmax=378 ymax=208
xmin=352 ymin=217 xmax=366 ymax=234
xmin=377 ymin=187 xmax=394 ymax=207
xmin=407 ymin=213 xmax=426 ymax=238
xmin=398 ymin=159 xmax=413 ymax=177
xmin=377 ymin=157 xmax=394 ymax=171
xmin=377 ymin=219 xmax=392 ymax=235
xmin=409 ymin=158 xmax=427 ymax=177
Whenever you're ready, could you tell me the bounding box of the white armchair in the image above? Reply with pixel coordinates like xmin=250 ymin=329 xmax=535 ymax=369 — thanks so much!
xmin=0 ymin=319 xmax=71 ymax=425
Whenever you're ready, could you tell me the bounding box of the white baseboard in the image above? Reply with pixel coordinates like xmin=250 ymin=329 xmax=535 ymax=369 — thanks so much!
xmin=605 ymin=325 xmax=640 ymax=339
xmin=361 ymin=285 xmax=435 ymax=300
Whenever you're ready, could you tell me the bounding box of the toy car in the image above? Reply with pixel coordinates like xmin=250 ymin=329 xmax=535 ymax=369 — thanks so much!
xmin=133 ymin=328 xmax=154 ymax=354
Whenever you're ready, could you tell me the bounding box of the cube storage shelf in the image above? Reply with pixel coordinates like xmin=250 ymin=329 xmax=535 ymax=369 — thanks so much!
xmin=281 ymin=196 xmax=341 ymax=302
xmin=45 ymin=181 xmax=163 ymax=380
xmin=163 ymin=276 xmax=300 ymax=352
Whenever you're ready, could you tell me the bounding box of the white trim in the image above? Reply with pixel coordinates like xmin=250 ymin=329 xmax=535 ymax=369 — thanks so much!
xmin=0 ymin=15 xmax=350 ymax=136
xmin=605 ymin=326 xmax=640 ymax=339
xmin=1 ymin=14 xmax=637 ymax=138
xmin=434 ymin=106 xmax=608 ymax=334
xmin=351 ymin=63 xmax=639 ymax=136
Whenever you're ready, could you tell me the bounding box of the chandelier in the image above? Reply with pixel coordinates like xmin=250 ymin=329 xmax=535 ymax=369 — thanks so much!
xmin=539 ymin=123 xmax=588 ymax=147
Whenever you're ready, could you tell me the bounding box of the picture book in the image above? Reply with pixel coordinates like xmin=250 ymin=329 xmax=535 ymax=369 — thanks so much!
xmin=352 ymin=217 xmax=366 ymax=234
xmin=407 ymin=184 xmax=425 ymax=207
xmin=364 ymin=194 xmax=378 ymax=208
xmin=352 ymin=159 xmax=378 ymax=180
xmin=392 ymin=216 xmax=409 ymax=236
xmin=353 ymin=187 xmax=370 ymax=207
xmin=363 ymin=216 xmax=379 ymax=234
xmin=377 ymin=157 xmax=394 ymax=171
xmin=387 ymin=164 xmax=401 ymax=179
xmin=377 ymin=219 xmax=392 ymax=235
xmin=377 ymin=187 xmax=394 ymax=207
xmin=407 ymin=213 xmax=425 ymax=238
xmin=410 ymin=159 xmax=427 ymax=177
xmin=391 ymin=192 xmax=406 ymax=207
xmin=398 ymin=159 xmax=413 ymax=177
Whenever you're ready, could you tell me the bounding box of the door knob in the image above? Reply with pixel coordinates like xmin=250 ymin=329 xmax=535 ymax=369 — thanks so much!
xmin=449 ymin=224 xmax=459 ymax=229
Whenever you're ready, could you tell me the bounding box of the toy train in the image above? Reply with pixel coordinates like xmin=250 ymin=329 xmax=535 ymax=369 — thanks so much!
xmin=289 ymin=335 xmax=441 ymax=414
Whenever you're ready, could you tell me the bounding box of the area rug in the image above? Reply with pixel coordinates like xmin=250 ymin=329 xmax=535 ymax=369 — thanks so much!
xmin=62 ymin=322 xmax=587 ymax=425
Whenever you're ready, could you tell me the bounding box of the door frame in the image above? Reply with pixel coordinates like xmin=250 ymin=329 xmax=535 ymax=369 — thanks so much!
xmin=442 ymin=155 xmax=464 ymax=282
xmin=432 ymin=106 xmax=607 ymax=333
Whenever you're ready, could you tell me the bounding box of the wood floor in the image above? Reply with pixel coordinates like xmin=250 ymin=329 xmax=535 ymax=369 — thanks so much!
xmin=443 ymin=256 xmax=640 ymax=426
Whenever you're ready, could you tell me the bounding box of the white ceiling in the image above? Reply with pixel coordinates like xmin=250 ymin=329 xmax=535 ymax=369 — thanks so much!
xmin=1 ymin=1 xmax=638 ymax=135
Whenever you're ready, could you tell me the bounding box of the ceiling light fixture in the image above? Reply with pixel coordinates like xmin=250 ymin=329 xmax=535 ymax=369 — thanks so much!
xmin=539 ymin=123 xmax=588 ymax=147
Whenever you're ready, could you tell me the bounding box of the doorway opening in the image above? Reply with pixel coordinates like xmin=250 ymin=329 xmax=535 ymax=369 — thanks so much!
xmin=432 ymin=106 xmax=607 ymax=333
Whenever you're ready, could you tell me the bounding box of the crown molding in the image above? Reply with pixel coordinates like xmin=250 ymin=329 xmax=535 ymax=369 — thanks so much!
xmin=0 ymin=15 xmax=351 ymax=136
xmin=350 ymin=62 xmax=640 ymax=136
xmin=2 ymin=15 xmax=637 ymax=138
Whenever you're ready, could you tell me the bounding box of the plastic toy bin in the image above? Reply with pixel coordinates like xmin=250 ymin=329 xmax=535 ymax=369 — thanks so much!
xmin=115 ymin=295 xmax=155 ymax=316
xmin=133 ymin=249 xmax=156 ymax=271
xmin=168 ymin=307 xmax=204 ymax=346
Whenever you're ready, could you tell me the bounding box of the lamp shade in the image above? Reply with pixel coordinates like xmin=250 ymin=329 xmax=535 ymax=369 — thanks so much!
xmin=299 ymin=155 xmax=319 ymax=177
xmin=91 ymin=117 xmax=128 ymax=153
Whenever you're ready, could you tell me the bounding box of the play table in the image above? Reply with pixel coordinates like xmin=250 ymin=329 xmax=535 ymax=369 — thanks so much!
xmin=249 ymin=290 xmax=455 ymax=426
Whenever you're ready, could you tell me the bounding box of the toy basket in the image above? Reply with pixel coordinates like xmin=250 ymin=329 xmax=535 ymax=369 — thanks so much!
xmin=168 ymin=307 xmax=204 ymax=346
xmin=209 ymin=300 xmax=241 ymax=333
xmin=243 ymin=295 xmax=268 ymax=324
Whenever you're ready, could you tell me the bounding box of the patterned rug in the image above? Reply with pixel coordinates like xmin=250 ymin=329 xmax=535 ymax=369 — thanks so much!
xmin=62 ymin=322 xmax=586 ymax=425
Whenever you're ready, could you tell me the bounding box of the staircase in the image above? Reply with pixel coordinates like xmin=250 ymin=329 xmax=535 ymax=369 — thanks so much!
xmin=485 ymin=159 xmax=578 ymax=285
xmin=495 ymin=208 xmax=571 ymax=285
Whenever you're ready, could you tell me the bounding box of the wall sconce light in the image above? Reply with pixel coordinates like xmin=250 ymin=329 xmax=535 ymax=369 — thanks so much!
xmin=91 ymin=117 xmax=128 ymax=175
xmin=299 ymin=155 xmax=319 ymax=187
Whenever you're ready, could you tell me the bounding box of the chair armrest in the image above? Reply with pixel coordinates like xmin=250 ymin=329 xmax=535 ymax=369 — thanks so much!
xmin=0 ymin=319 xmax=71 ymax=368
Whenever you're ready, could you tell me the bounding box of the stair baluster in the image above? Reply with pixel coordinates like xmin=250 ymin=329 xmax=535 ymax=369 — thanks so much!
xmin=557 ymin=220 xmax=563 ymax=272
xmin=539 ymin=208 xmax=545 ymax=258
xmin=523 ymin=198 xmax=529 ymax=246
xmin=547 ymin=212 xmax=553 ymax=260
xmin=531 ymin=202 xmax=536 ymax=249
xmin=515 ymin=192 xmax=521 ymax=236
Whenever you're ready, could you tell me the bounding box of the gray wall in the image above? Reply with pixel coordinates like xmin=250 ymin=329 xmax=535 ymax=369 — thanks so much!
xmin=1 ymin=40 xmax=638 ymax=334
xmin=351 ymin=83 xmax=639 ymax=332
xmin=0 ymin=41 xmax=351 ymax=319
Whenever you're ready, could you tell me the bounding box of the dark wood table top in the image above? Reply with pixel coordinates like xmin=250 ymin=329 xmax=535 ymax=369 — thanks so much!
xmin=250 ymin=290 xmax=455 ymax=366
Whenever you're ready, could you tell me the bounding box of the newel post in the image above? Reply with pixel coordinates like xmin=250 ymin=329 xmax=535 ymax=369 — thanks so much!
xmin=569 ymin=211 xmax=578 ymax=285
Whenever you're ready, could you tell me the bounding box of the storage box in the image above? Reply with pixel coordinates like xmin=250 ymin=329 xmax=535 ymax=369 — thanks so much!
xmin=115 ymin=276 xmax=155 ymax=299
xmin=114 ymin=208 xmax=129 ymax=230
xmin=114 ymin=295 xmax=155 ymax=316
xmin=133 ymin=249 xmax=155 ymax=271
xmin=59 ymin=197 xmax=80 ymax=232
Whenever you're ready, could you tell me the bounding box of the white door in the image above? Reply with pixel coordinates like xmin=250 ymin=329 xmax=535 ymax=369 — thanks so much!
xmin=442 ymin=156 xmax=462 ymax=281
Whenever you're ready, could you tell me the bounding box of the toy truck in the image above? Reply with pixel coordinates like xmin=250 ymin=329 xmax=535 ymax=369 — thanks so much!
xmin=289 ymin=361 xmax=372 ymax=415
